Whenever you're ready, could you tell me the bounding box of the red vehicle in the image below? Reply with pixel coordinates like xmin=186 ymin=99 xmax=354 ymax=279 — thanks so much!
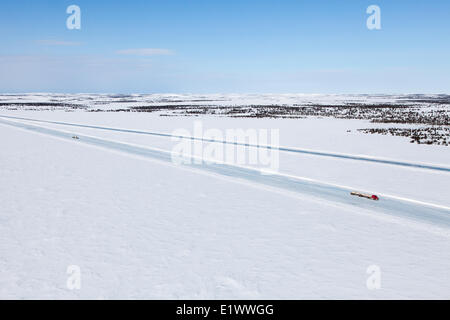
xmin=351 ymin=192 xmax=379 ymax=201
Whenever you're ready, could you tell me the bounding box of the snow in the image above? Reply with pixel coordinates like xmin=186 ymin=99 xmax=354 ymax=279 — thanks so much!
xmin=2 ymin=109 xmax=449 ymax=164
xmin=0 ymin=94 xmax=449 ymax=299
xmin=1 ymin=116 xmax=450 ymax=299
xmin=2 ymin=111 xmax=449 ymax=208
xmin=1 ymin=92 xmax=447 ymax=110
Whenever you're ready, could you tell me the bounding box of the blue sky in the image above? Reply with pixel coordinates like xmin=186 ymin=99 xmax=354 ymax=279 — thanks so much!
xmin=1 ymin=0 xmax=449 ymax=93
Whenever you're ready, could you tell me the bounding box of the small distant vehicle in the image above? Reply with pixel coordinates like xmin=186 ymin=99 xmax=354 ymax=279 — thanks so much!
xmin=351 ymin=191 xmax=379 ymax=201
xmin=72 ymin=135 xmax=80 ymax=140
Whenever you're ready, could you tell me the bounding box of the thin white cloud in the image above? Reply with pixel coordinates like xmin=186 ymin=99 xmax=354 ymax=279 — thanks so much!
xmin=36 ymin=40 xmax=82 ymax=46
xmin=116 ymin=48 xmax=174 ymax=56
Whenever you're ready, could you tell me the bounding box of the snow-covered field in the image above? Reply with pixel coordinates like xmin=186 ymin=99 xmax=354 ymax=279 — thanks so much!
xmin=0 ymin=94 xmax=449 ymax=299
xmin=0 ymin=92 xmax=433 ymax=109
xmin=1 ymin=92 xmax=449 ymax=110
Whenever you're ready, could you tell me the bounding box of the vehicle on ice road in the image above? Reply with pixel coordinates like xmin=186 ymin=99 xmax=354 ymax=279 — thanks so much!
xmin=351 ymin=192 xmax=379 ymax=201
